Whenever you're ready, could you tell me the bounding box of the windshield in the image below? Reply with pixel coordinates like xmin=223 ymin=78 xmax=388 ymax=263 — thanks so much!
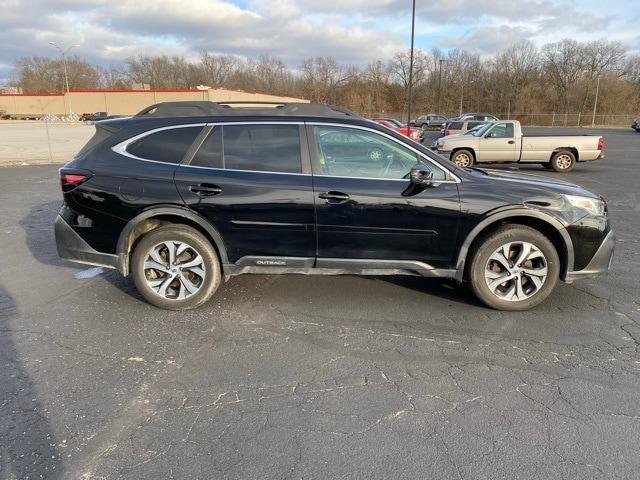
xmin=465 ymin=124 xmax=487 ymax=135
xmin=470 ymin=122 xmax=495 ymax=137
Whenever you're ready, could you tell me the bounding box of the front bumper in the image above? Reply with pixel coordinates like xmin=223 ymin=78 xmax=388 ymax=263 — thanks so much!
xmin=54 ymin=214 xmax=119 ymax=270
xmin=564 ymin=229 xmax=615 ymax=282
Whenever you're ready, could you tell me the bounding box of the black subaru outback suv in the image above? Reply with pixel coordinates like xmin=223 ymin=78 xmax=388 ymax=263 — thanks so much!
xmin=55 ymin=101 xmax=614 ymax=311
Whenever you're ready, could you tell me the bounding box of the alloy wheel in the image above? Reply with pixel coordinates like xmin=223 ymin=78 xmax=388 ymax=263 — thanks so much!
xmin=454 ymin=152 xmax=472 ymax=167
xmin=554 ymin=154 xmax=573 ymax=170
xmin=484 ymin=241 xmax=548 ymax=302
xmin=143 ymin=241 xmax=206 ymax=300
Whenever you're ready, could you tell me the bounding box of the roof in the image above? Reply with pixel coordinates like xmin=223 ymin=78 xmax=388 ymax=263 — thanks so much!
xmin=134 ymin=101 xmax=360 ymax=119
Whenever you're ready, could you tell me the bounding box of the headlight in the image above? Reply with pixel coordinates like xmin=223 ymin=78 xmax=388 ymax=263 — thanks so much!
xmin=565 ymin=194 xmax=606 ymax=216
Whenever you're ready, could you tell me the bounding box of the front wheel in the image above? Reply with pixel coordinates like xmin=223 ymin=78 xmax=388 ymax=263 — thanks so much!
xmin=131 ymin=225 xmax=221 ymax=310
xmin=451 ymin=149 xmax=474 ymax=168
xmin=550 ymin=151 xmax=576 ymax=172
xmin=469 ymin=225 xmax=559 ymax=311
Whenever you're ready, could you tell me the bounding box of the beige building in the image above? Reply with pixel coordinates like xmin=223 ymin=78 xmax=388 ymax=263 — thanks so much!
xmin=0 ymin=88 xmax=308 ymax=118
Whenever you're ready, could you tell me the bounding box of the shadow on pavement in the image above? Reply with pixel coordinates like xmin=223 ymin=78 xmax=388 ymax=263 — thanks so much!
xmin=374 ymin=276 xmax=483 ymax=307
xmin=20 ymin=201 xmax=144 ymax=302
xmin=0 ymin=285 xmax=63 ymax=479
xmin=19 ymin=200 xmax=82 ymax=270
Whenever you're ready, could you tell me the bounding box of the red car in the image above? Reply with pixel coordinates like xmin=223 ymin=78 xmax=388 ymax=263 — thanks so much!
xmin=372 ymin=118 xmax=421 ymax=141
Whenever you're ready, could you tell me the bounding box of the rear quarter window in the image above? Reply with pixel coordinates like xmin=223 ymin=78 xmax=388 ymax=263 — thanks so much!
xmin=449 ymin=121 xmax=463 ymax=130
xmin=126 ymin=126 xmax=202 ymax=163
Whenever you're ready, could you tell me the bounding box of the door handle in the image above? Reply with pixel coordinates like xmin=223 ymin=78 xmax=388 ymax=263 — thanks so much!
xmin=189 ymin=183 xmax=222 ymax=197
xmin=318 ymin=191 xmax=350 ymax=204
xmin=508 ymin=140 xmax=515 ymax=144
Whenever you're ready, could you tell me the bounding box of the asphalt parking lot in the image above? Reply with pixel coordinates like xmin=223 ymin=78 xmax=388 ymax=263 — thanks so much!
xmin=1 ymin=127 xmax=639 ymax=479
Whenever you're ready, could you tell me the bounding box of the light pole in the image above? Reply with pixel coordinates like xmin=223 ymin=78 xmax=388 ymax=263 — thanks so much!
xmin=591 ymin=76 xmax=600 ymax=127
xmin=405 ymin=0 xmax=416 ymax=130
xmin=459 ymin=76 xmax=471 ymax=116
xmin=49 ymin=41 xmax=79 ymax=115
xmin=437 ymin=58 xmax=446 ymax=115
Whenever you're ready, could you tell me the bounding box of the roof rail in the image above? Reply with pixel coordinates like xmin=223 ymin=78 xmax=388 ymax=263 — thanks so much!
xmin=134 ymin=101 xmax=359 ymax=118
xmin=135 ymin=101 xmax=229 ymax=117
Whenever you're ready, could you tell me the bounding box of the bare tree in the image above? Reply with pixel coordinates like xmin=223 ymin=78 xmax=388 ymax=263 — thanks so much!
xmin=10 ymin=38 xmax=640 ymax=116
xmin=14 ymin=56 xmax=100 ymax=93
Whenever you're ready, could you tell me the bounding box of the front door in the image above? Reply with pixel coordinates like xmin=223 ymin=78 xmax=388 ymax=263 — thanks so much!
xmin=308 ymin=124 xmax=461 ymax=269
xmin=174 ymin=123 xmax=316 ymax=266
xmin=477 ymin=122 xmax=518 ymax=162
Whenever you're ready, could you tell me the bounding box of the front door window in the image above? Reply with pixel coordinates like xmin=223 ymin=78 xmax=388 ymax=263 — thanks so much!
xmin=312 ymin=126 xmax=446 ymax=180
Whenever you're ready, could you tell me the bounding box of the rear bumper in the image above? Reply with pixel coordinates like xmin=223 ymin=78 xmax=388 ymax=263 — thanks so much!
xmin=564 ymin=229 xmax=615 ymax=282
xmin=54 ymin=214 xmax=119 ymax=270
xmin=581 ymin=152 xmax=605 ymax=162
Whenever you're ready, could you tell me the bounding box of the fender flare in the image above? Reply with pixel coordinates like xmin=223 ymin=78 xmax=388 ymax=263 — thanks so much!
xmin=454 ymin=208 xmax=574 ymax=281
xmin=115 ymin=205 xmax=228 ymax=275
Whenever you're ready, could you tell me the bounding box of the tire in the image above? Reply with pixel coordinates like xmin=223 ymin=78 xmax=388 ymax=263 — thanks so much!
xmin=550 ymin=150 xmax=576 ymax=172
xmin=468 ymin=225 xmax=560 ymax=311
xmin=131 ymin=225 xmax=221 ymax=310
xmin=452 ymin=149 xmax=474 ymax=168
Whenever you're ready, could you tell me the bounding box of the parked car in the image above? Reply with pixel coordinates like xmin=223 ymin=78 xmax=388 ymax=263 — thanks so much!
xmin=441 ymin=119 xmax=488 ymax=136
xmin=414 ymin=114 xmax=448 ymax=129
xmin=80 ymin=112 xmax=109 ymax=122
xmin=459 ymin=113 xmax=499 ymax=122
xmin=632 ymin=117 xmax=640 ymax=132
xmin=55 ymin=101 xmax=614 ymax=311
xmin=371 ymin=118 xmax=421 ymax=141
xmin=434 ymin=120 xmax=605 ymax=172
xmin=80 ymin=112 xmax=123 ymax=122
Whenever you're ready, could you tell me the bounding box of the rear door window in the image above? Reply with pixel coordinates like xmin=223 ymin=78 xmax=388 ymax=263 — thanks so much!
xmin=223 ymin=124 xmax=302 ymax=173
xmin=127 ymin=126 xmax=202 ymax=163
xmin=449 ymin=121 xmax=463 ymax=130
xmin=190 ymin=127 xmax=222 ymax=168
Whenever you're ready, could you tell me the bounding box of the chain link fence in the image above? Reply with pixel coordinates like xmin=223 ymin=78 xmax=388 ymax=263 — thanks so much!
xmin=494 ymin=113 xmax=636 ymax=128
xmin=365 ymin=112 xmax=637 ymax=128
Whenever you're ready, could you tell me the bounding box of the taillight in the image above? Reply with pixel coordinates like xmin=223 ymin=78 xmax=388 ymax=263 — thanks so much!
xmin=597 ymin=137 xmax=604 ymax=150
xmin=60 ymin=170 xmax=92 ymax=192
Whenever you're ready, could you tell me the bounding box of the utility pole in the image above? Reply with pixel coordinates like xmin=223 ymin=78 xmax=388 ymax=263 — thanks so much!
xmin=49 ymin=41 xmax=80 ymax=115
xmin=406 ymin=0 xmax=416 ymax=130
xmin=437 ymin=59 xmax=445 ymax=114
xmin=591 ymin=76 xmax=600 ymax=127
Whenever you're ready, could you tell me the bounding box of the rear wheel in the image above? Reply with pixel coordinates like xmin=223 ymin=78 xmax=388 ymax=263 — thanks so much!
xmin=550 ymin=150 xmax=576 ymax=172
xmin=469 ymin=225 xmax=559 ymax=311
xmin=131 ymin=225 xmax=221 ymax=310
xmin=452 ymin=149 xmax=474 ymax=168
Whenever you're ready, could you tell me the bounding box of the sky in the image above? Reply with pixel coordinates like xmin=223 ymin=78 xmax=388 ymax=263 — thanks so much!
xmin=1 ymin=0 xmax=639 ymax=84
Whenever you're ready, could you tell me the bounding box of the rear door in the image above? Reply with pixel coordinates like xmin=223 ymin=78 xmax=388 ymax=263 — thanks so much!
xmin=309 ymin=124 xmax=461 ymax=269
xmin=476 ymin=122 xmax=518 ymax=162
xmin=174 ymin=122 xmax=316 ymax=266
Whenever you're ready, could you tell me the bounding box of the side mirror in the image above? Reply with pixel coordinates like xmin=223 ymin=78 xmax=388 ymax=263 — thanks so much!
xmin=410 ymin=164 xmax=435 ymax=187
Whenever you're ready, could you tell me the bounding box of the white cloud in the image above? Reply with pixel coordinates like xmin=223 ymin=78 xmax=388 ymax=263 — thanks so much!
xmin=0 ymin=0 xmax=638 ymax=81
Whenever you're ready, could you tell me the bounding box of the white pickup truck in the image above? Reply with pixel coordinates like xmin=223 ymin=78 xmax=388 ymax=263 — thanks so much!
xmin=433 ymin=120 xmax=604 ymax=172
